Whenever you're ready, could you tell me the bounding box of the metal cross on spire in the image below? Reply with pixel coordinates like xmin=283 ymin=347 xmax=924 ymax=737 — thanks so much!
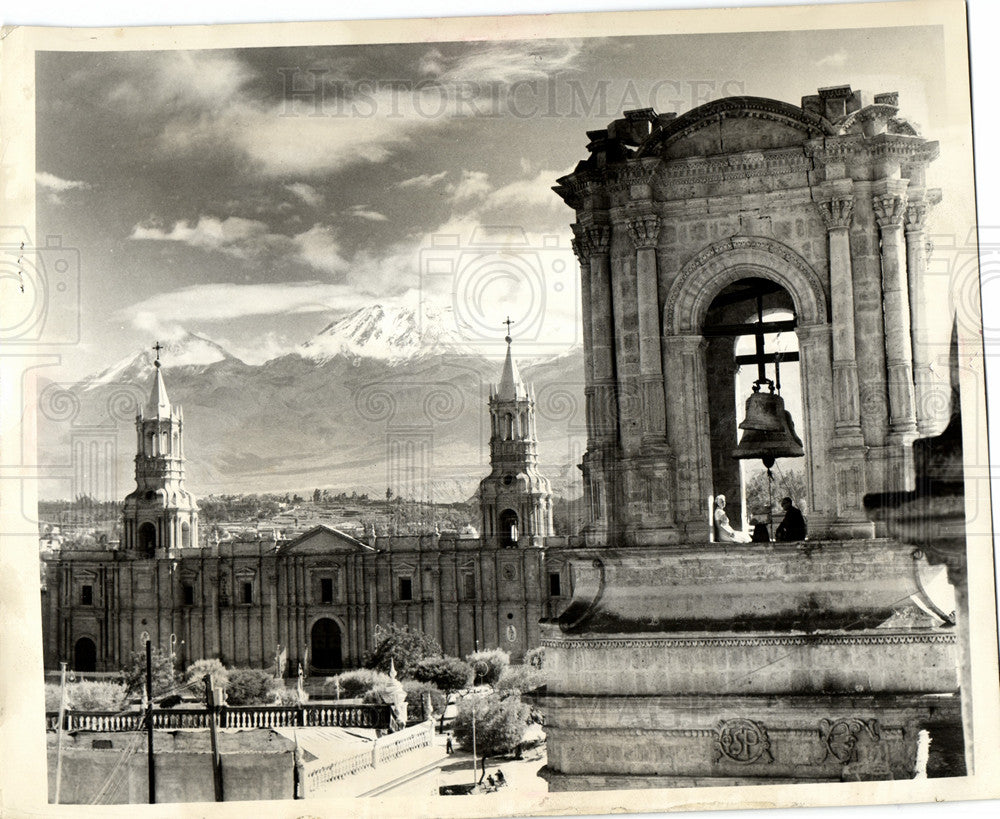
xmin=503 ymin=316 xmax=515 ymax=343
xmin=152 ymin=341 xmax=164 ymax=368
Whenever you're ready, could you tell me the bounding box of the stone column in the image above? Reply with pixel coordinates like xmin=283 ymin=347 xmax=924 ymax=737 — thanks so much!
xmin=817 ymin=195 xmax=863 ymax=443
xmin=818 ymin=193 xmax=873 ymax=536
xmin=904 ymin=201 xmax=937 ymax=435
xmin=622 ymin=213 xmax=677 ymax=543
xmin=586 ymin=224 xmax=617 ymax=448
xmin=571 ymin=225 xmax=595 ymax=449
xmin=873 ymin=187 xmax=918 ymax=442
xmin=794 ymin=322 xmax=838 ymax=537
xmin=626 ymin=214 xmax=668 ymax=446
xmin=662 ymin=334 xmax=712 ymax=538
xmin=582 ymin=223 xmax=618 ymax=542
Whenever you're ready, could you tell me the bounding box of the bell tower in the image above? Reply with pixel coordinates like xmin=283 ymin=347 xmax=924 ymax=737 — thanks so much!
xmin=478 ymin=321 xmax=554 ymax=546
xmin=122 ymin=343 xmax=199 ymax=556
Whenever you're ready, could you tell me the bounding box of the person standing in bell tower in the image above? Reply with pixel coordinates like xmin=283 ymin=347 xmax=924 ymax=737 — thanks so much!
xmin=121 ymin=342 xmax=199 ymax=556
xmin=478 ymin=319 xmax=554 ymax=547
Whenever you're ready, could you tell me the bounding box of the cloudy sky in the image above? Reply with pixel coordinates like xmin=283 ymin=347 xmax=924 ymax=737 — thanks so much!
xmin=36 ymin=25 xmax=953 ymax=377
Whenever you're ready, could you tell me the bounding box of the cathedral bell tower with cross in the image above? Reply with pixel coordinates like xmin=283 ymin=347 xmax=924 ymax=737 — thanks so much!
xmin=477 ymin=319 xmax=554 ymax=547
xmin=121 ymin=342 xmax=200 ymax=557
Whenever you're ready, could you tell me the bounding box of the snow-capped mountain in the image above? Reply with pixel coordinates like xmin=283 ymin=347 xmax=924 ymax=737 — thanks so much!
xmin=296 ymin=303 xmax=473 ymax=364
xmin=43 ymin=311 xmax=586 ymax=502
xmin=83 ymin=332 xmax=242 ymax=390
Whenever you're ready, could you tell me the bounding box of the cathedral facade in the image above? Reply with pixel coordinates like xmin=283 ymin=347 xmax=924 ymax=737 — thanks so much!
xmin=41 ymin=342 xmax=572 ymax=675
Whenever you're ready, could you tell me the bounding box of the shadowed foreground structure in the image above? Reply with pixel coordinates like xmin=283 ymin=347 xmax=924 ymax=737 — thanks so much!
xmin=536 ymin=86 xmax=966 ymax=789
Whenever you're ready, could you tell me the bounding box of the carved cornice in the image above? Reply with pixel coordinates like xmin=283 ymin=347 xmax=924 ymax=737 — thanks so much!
xmin=817 ymin=197 xmax=854 ymax=231
xmin=873 ymin=193 xmax=907 ymax=229
xmin=626 ymin=214 xmax=661 ymax=249
xmin=661 ymin=150 xmax=812 ymax=184
xmin=541 ymin=632 xmax=957 ymax=650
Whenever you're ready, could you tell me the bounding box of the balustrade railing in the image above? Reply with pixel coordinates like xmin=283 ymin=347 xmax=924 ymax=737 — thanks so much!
xmin=46 ymin=703 xmax=392 ymax=732
xmin=302 ymin=719 xmax=435 ymax=796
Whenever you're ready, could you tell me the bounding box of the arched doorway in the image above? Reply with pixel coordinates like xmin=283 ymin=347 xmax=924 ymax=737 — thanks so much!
xmin=704 ymin=278 xmax=803 ymax=534
xmin=662 ymin=237 xmax=834 ymax=537
xmin=499 ymin=509 xmax=519 ymax=547
xmin=138 ymin=522 xmax=156 ymax=555
xmin=74 ymin=637 xmax=97 ymax=672
xmin=310 ymin=618 xmax=342 ymax=672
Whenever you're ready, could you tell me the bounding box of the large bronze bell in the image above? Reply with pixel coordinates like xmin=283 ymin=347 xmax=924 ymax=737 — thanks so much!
xmin=732 ymin=390 xmax=804 ymax=468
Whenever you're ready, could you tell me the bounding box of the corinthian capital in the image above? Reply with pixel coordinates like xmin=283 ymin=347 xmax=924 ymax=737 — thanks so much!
xmin=904 ymin=202 xmax=928 ymax=234
xmin=584 ymin=224 xmax=611 ymax=255
xmin=626 ymin=214 xmax=661 ymax=249
xmin=817 ymin=197 xmax=854 ymax=231
xmin=873 ymin=194 xmax=907 ymax=229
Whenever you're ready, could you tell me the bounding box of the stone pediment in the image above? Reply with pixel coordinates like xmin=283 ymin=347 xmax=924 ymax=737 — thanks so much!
xmin=277 ymin=525 xmax=374 ymax=555
xmin=640 ymin=96 xmax=834 ymax=160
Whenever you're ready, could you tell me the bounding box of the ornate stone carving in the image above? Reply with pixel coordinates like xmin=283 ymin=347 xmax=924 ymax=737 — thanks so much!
xmin=817 ymin=197 xmax=854 ymax=230
xmin=571 ymin=237 xmax=588 ymax=266
xmin=626 ymin=214 xmax=661 ymax=249
xmin=540 ymin=632 xmax=957 ymax=650
xmin=585 ymin=225 xmax=611 ymax=255
xmin=664 ymin=236 xmax=827 ymax=335
xmin=872 ymin=194 xmax=907 ymax=229
xmin=905 ymin=202 xmax=927 ymax=233
xmin=818 ymin=718 xmax=880 ymax=764
xmin=713 ymin=719 xmax=774 ymax=764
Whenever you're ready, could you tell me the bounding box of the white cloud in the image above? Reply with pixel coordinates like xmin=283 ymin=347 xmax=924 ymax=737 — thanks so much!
xmin=290 ymin=224 xmax=349 ymax=274
xmin=131 ymin=215 xmax=276 ymax=259
xmin=130 ymin=215 xmax=349 ymax=274
xmin=285 ymin=182 xmax=324 ymax=207
xmin=398 ymin=171 xmax=448 ymax=189
xmin=816 ymin=51 xmax=849 ymax=68
xmin=144 ymin=42 xmax=583 ymax=178
xmin=346 ymin=205 xmax=388 ymax=222
xmin=449 ymin=170 xmax=492 ymax=202
xmin=36 ymin=171 xmax=91 ymax=192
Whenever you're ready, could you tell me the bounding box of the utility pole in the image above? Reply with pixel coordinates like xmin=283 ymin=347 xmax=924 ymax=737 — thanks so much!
xmin=145 ymin=639 xmax=156 ymax=804
xmin=470 ymin=696 xmax=477 ymax=793
xmin=205 ymin=674 xmax=224 ymax=802
xmin=54 ymin=662 xmax=68 ymax=804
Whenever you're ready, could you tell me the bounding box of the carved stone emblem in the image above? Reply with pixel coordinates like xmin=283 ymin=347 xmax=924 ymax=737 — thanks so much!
xmin=713 ymin=719 xmax=774 ymax=764
xmin=819 ymin=718 xmax=880 ymax=764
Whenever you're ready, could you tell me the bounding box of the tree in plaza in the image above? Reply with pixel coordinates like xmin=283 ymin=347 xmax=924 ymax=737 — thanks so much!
xmin=466 ymin=648 xmax=509 ymax=687
xmin=225 ymin=668 xmax=277 ymax=705
xmin=411 ymin=655 xmax=474 ymax=728
xmin=452 ymin=692 xmax=532 ymax=778
xmin=185 ymin=658 xmax=230 ymax=698
xmin=122 ymin=646 xmax=177 ymax=698
xmin=364 ymin=623 xmax=442 ymax=678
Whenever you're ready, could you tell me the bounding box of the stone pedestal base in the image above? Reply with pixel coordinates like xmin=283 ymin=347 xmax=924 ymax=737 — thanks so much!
xmin=537 ymin=541 xmax=964 ymax=790
xmin=536 ymin=692 xmax=961 ymax=789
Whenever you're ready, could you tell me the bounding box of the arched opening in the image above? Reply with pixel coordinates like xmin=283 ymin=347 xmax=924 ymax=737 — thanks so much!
xmin=499 ymin=508 xmax=519 ymax=547
xmin=503 ymin=413 xmax=513 ymax=440
xmin=74 ymin=637 xmax=97 ymax=672
xmin=704 ymin=277 xmax=804 ymax=537
xmin=181 ymin=521 xmax=191 ymax=549
xmin=137 ymin=522 xmax=157 ymax=555
xmin=310 ymin=618 xmax=343 ymax=672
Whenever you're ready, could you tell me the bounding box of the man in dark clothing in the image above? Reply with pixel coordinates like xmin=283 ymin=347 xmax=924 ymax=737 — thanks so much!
xmin=775 ymin=497 xmax=807 ymax=541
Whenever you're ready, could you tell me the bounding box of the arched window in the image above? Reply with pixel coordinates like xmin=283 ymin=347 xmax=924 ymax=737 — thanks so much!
xmin=138 ymin=522 xmax=156 ymax=556
xmin=503 ymin=414 xmax=513 ymax=440
xmin=499 ymin=509 xmax=519 ymax=547
xmin=181 ymin=521 xmax=191 ymax=549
